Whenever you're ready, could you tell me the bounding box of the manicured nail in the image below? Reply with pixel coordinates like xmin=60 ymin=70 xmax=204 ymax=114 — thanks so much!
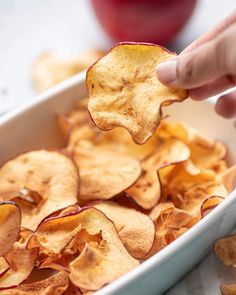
xmin=156 ymin=59 xmax=177 ymax=84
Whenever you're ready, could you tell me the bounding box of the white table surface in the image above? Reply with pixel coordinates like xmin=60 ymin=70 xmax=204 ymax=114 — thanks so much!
xmin=1 ymin=1 xmax=236 ymax=294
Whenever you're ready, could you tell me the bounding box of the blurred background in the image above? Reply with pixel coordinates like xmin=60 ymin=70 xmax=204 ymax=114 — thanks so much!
xmin=0 ymin=0 xmax=235 ymax=114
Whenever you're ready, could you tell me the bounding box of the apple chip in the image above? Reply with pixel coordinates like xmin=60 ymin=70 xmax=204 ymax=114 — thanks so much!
xmin=200 ymin=196 xmax=225 ymax=217
xmin=147 ymin=205 xmax=198 ymax=256
xmin=0 ymin=150 xmax=79 ymax=230
xmin=160 ymin=165 xmax=228 ymax=217
xmin=72 ymin=144 xmax=141 ymax=202
xmin=87 ymin=42 xmax=188 ymax=144
xmin=0 ymin=230 xmax=38 ymax=288
xmin=0 ymin=258 xmax=10 ymax=278
xmin=62 ymin=98 xmax=163 ymax=161
xmin=58 ymin=98 xmax=93 ymax=138
xmin=94 ymin=201 xmax=155 ymax=258
xmin=214 ymin=234 xmax=236 ymax=267
xmin=149 ymin=202 xmax=175 ymax=221
xmin=0 ymin=272 xmax=69 ymax=294
xmin=126 ymin=138 xmax=190 ymax=209
xmin=219 ymin=165 xmax=236 ymax=192
xmin=32 ymin=50 xmax=104 ymax=92
xmin=158 ymin=121 xmax=226 ymax=171
xmin=28 ymin=207 xmax=139 ymax=290
xmin=221 ymin=283 xmax=236 ymax=295
xmin=0 ymin=202 xmax=21 ymax=256
xmin=67 ymin=124 xmax=160 ymax=163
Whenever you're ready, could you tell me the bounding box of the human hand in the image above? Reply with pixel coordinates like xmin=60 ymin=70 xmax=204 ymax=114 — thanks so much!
xmin=156 ymin=10 xmax=236 ymax=118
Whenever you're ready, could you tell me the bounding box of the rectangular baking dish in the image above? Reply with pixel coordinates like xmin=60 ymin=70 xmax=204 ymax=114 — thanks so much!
xmin=0 ymin=72 xmax=235 ymax=295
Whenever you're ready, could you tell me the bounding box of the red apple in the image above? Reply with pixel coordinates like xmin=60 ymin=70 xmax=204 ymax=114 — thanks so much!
xmin=92 ymin=0 xmax=197 ymax=45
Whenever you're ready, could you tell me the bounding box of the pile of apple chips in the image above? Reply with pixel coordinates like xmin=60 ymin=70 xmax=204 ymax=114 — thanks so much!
xmin=0 ymin=43 xmax=235 ymax=294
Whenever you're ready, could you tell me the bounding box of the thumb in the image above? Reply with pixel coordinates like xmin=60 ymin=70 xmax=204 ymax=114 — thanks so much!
xmin=157 ymin=24 xmax=236 ymax=89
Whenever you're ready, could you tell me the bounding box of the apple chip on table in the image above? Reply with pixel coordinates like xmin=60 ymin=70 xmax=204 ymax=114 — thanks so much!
xmin=32 ymin=49 xmax=104 ymax=92
xmin=0 ymin=43 xmax=235 ymax=293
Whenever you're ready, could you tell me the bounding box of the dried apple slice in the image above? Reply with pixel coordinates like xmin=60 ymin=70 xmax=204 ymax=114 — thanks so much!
xmin=0 ymin=150 xmax=79 ymax=230
xmin=219 ymin=165 xmax=236 ymax=192
xmin=0 ymin=272 xmax=69 ymax=294
xmin=28 ymin=207 xmax=139 ymax=291
xmin=72 ymin=144 xmax=141 ymax=202
xmin=149 ymin=202 xmax=175 ymax=221
xmin=147 ymin=205 xmax=198 ymax=257
xmin=0 ymin=202 xmax=21 ymax=256
xmin=214 ymin=234 xmax=236 ymax=267
xmin=126 ymin=138 xmax=190 ymax=209
xmin=200 ymin=196 xmax=225 ymax=217
xmin=58 ymin=98 xmax=93 ymax=138
xmin=64 ymin=282 xmax=82 ymax=295
xmin=0 ymin=229 xmax=38 ymax=289
xmin=32 ymin=50 xmax=104 ymax=92
xmin=87 ymin=42 xmax=188 ymax=144
xmin=94 ymin=201 xmax=155 ymax=258
xmin=160 ymin=165 xmax=228 ymax=217
xmin=63 ymin=99 xmax=162 ymax=161
xmin=158 ymin=121 xmax=226 ymax=171
xmin=221 ymin=283 xmax=236 ymax=295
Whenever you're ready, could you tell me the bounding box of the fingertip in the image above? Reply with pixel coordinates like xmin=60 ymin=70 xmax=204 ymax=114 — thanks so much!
xmin=156 ymin=59 xmax=177 ymax=85
xmin=215 ymin=92 xmax=236 ymax=118
xmin=189 ymin=89 xmax=207 ymax=101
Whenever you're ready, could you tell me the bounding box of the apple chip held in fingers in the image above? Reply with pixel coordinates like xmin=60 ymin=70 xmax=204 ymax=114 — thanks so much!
xmin=0 ymin=271 xmax=69 ymax=295
xmin=87 ymin=42 xmax=188 ymax=144
xmin=214 ymin=234 xmax=236 ymax=267
xmin=0 ymin=150 xmax=79 ymax=230
xmin=0 ymin=201 xmax=21 ymax=256
xmin=94 ymin=201 xmax=155 ymax=258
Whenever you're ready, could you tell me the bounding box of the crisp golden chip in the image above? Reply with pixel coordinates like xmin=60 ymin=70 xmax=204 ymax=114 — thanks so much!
xmin=147 ymin=205 xmax=198 ymax=256
xmin=32 ymin=50 xmax=104 ymax=92
xmin=158 ymin=121 xmax=226 ymax=171
xmin=221 ymin=283 xmax=236 ymax=295
xmin=0 ymin=230 xmax=37 ymax=288
xmin=201 ymin=196 xmax=224 ymax=217
xmin=87 ymin=42 xmax=188 ymax=144
xmin=72 ymin=144 xmax=141 ymax=202
xmin=219 ymin=165 xmax=236 ymax=192
xmin=63 ymin=98 xmax=165 ymax=162
xmin=0 ymin=150 xmax=79 ymax=230
xmin=149 ymin=202 xmax=175 ymax=221
xmin=64 ymin=283 xmax=82 ymax=295
xmin=126 ymin=138 xmax=190 ymax=209
xmin=0 ymin=202 xmax=21 ymax=256
xmin=67 ymin=124 xmax=159 ymax=163
xmin=160 ymin=165 xmax=228 ymax=217
xmin=0 ymin=272 xmax=69 ymax=295
xmin=58 ymin=98 xmax=93 ymax=139
xmin=28 ymin=207 xmax=139 ymax=291
xmin=94 ymin=201 xmax=155 ymax=258
xmin=214 ymin=234 xmax=236 ymax=267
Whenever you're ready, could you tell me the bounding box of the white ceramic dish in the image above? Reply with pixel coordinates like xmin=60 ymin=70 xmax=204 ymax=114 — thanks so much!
xmin=0 ymin=72 xmax=236 ymax=295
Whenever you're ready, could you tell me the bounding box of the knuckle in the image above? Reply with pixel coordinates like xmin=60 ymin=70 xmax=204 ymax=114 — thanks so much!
xmin=177 ymin=55 xmax=195 ymax=85
xmin=215 ymin=37 xmax=228 ymax=71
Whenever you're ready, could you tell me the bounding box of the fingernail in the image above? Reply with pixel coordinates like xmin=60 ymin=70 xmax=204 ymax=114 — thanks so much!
xmin=156 ymin=59 xmax=177 ymax=85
